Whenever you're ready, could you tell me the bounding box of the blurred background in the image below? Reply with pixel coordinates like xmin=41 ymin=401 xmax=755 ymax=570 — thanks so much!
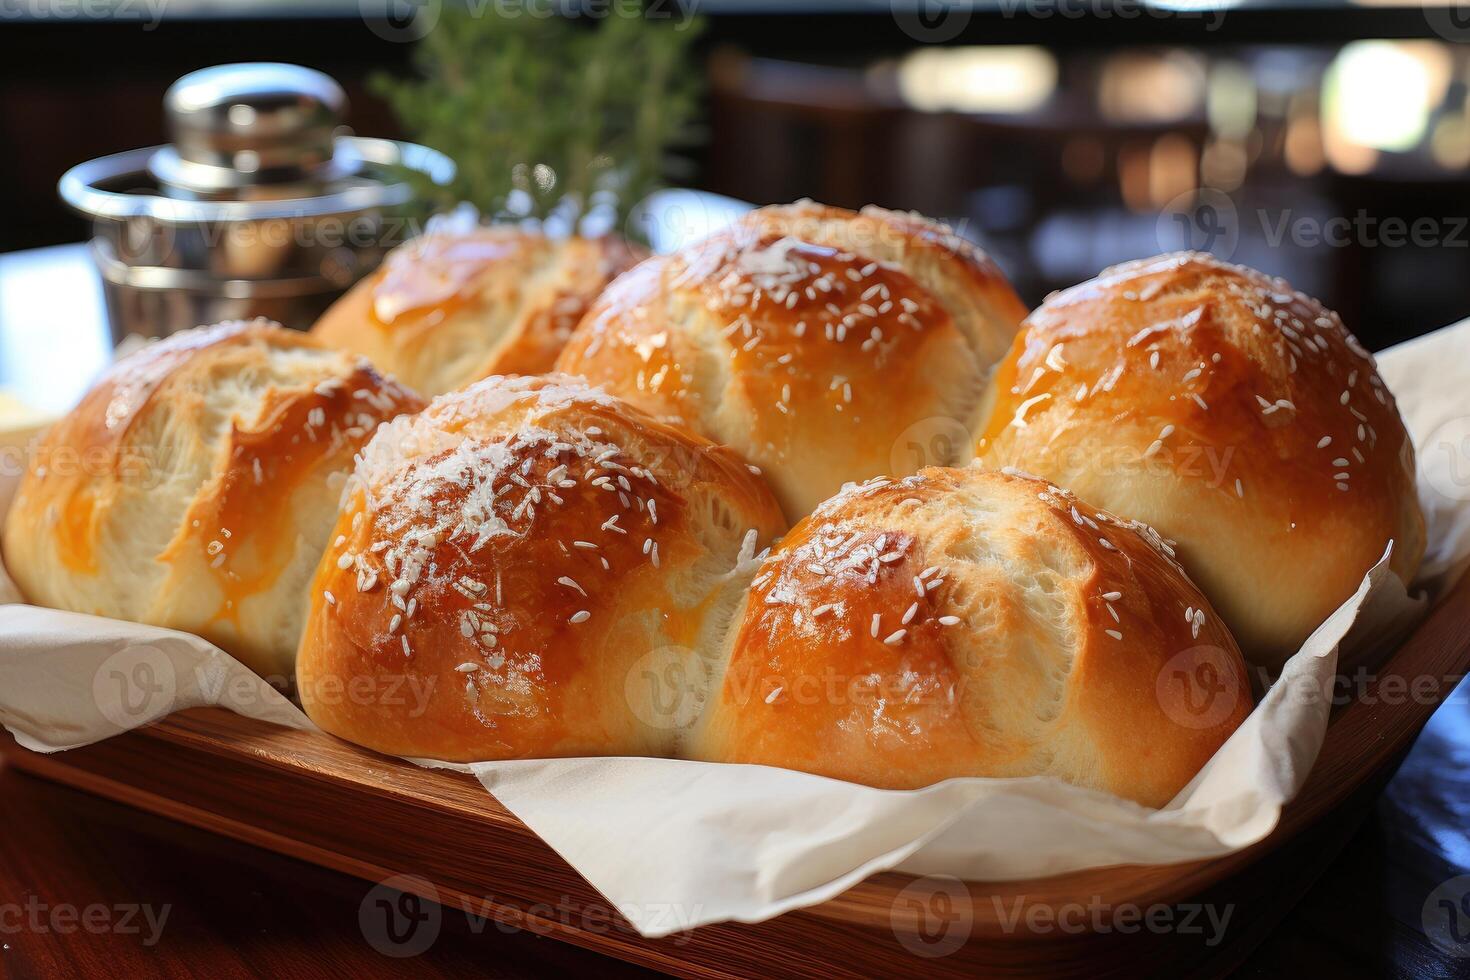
xmin=2 ymin=0 xmax=1469 ymax=350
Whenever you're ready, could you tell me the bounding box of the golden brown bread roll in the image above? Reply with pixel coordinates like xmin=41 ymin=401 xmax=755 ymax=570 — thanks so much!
xmin=975 ymin=252 xmax=1425 ymax=666
xmin=312 ymin=228 xmax=644 ymax=396
xmin=295 ymin=374 xmax=787 ymax=762
xmin=689 ymin=466 xmax=1251 ymax=807
xmin=2 ymin=320 xmax=424 ymax=679
xmin=555 ymin=201 xmax=1028 ymax=519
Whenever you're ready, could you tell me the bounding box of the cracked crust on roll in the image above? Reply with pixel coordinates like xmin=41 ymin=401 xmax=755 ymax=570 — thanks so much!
xmin=2 ymin=319 xmax=425 ymax=679
xmin=689 ymin=466 xmax=1252 ymax=808
xmin=555 ymin=201 xmax=1029 ymax=520
xmin=295 ymin=374 xmax=787 ymax=762
xmin=975 ymin=252 xmax=1425 ymax=666
xmin=313 ymin=229 xmax=644 ymax=396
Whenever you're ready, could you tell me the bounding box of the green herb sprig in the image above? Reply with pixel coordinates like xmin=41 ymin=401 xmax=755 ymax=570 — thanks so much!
xmin=372 ymin=7 xmax=704 ymax=242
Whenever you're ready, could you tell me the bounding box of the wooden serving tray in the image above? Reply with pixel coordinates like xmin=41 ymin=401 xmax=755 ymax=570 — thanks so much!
xmin=4 ymin=567 xmax=1469 ymax=978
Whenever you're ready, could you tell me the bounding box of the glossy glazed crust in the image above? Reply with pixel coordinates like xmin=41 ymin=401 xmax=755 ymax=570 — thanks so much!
xmin=2 ymin=320 xmax=425 ymax=679
xmin=555 ymin=202 xmax=1029 ymax=520
xmin=689 ymin=467 xmax=1251 ymax=807
xmin=295 ymin=375 xmax=788 ymax=762
xmin=975 ymin=252 xmax=1426 ymax=665
xmin=313 ymin=230 xmax=644 ymax=396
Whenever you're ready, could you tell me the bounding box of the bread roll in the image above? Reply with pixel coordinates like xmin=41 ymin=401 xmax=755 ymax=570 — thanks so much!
xmin=975 ymin=252 xmax=1425 ymax=665
xmin=313 ymin=228 xmax=643 ymax=395
xmin=2 ymin=320 xmax=424 ymax=679
xmin=690 ymin=466 xmax=1250 ymax=807
xmin=555 ymin=201 xmax=1028 ymax=519
xmin=295 ymin=374 xmax=787 ymax=762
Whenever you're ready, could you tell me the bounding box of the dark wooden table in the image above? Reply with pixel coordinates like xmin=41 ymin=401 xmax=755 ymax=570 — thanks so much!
xmin=0 ymin=762 xmax=656 ymax=978
xmin=0 ymin=245 xmax=1467 ymax=978
xmin=1 ymin=695 xmax=1466 ymax=979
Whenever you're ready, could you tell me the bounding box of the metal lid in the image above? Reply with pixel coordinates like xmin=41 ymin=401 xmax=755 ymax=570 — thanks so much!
xmin=148 ymin=63 xmax=362 ymax=197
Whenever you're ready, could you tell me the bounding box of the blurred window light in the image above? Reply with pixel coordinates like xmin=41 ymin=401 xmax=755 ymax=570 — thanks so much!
xmin=1206 ymin=61 xmax=1258 ymax=139
xmin=896 ymin=46 xmax=1057 ymax=115
xmin=1201 ymin=137 xmax=1248 ymax=191
xmin=1147 ymin=0 xmax=1239 ymax=11
xmin=1149 ymin=133 xmax=1198 ymax=208
xmin=1118 ymin=141 xmax=1153 ymax=213
xmin=1284 ymin=98 xmax=1326 ymax=177
xmin=1432 ymin=117 xmax=1470 ymax=171
xmin=1098 ymin=50 xmax=1206 ymax=123
xmin=1322 ymin=41 xmax=1453 ymax=156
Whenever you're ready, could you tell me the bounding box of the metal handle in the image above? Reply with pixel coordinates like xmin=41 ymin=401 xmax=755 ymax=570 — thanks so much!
xmin=59 ymin=137 xmax=454 ymax=224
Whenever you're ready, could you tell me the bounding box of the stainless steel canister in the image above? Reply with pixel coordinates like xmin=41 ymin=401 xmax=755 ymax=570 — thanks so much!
xmin=58 ymin=62 xmax=454 ymax=344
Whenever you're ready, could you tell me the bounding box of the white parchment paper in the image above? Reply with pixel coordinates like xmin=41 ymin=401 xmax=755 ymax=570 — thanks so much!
xmin=3 ymin=318 xmax=1469 ymax=938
